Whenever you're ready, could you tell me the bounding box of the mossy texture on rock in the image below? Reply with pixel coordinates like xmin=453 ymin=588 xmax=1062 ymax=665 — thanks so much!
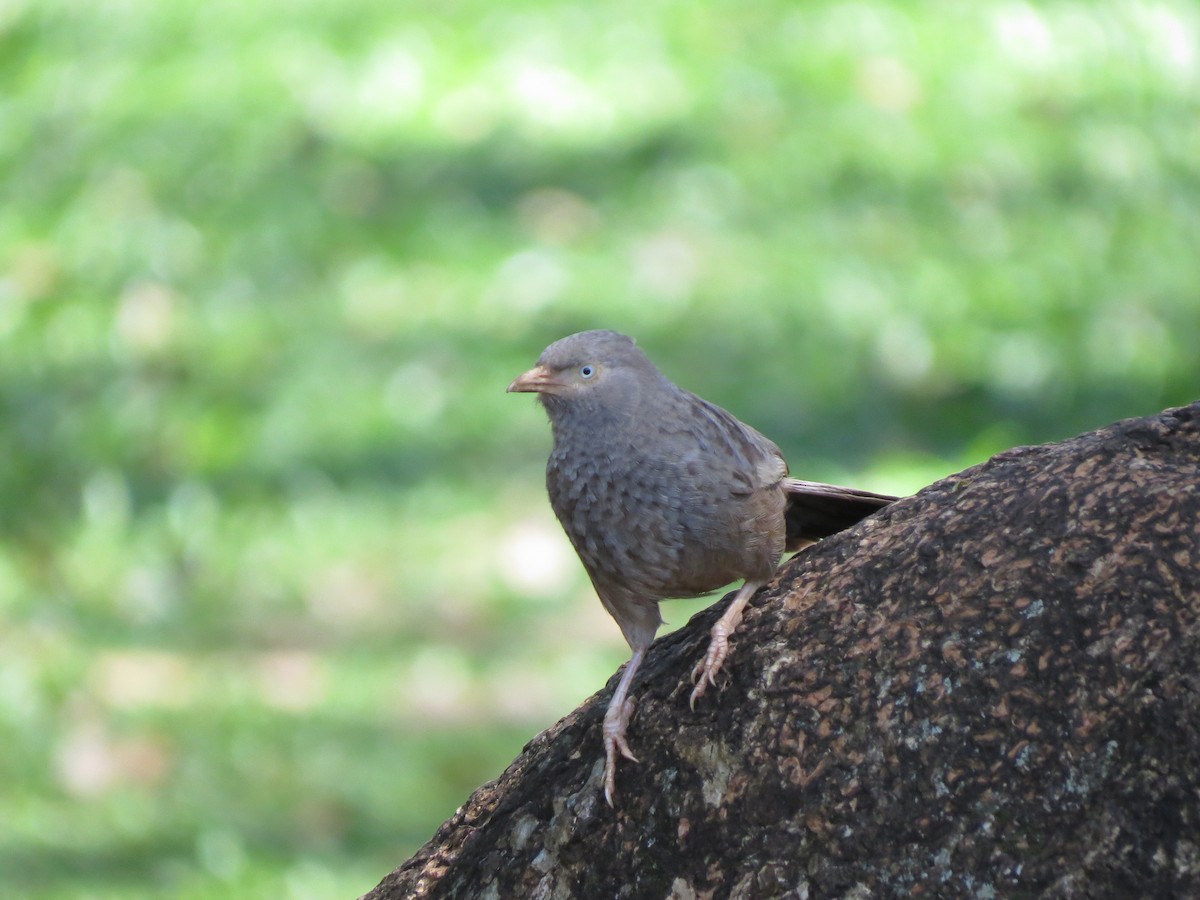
xmin=367 ymin=403 xmax=1200 ymax=899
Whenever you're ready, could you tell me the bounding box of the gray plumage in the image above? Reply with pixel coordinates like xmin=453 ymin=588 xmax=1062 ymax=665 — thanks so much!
xmin=534 ymin=331 xmax=786 ymax=645
xmin=508 ymin=329 xmax=895 ymax=804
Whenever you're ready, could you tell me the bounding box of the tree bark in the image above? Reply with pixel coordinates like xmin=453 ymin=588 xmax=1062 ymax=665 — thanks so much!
xmin=365 ymin=402 xmax=1200 ymax=899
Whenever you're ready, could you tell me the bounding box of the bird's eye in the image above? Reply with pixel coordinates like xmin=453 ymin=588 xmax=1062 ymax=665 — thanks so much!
xmin=579 ymin=365 xmax=596 ymax=379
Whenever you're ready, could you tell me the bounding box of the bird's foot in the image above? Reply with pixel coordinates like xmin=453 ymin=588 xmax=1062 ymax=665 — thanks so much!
xmin=602 ymin=697 xmax=638 ymax=805
xmin=687 ymin=580 xmax=763 ymax=709
xmin=689 ymin=620 xmax=731 ymax=709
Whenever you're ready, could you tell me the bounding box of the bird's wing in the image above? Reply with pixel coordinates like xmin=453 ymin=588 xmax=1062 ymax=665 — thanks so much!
xmin=675 ymin=392 xmax=788 ymax=495
xmin=782 ymin=479 xmax=897 ymax=548
xmin=667 ymin=392 xmax=896 ymax=546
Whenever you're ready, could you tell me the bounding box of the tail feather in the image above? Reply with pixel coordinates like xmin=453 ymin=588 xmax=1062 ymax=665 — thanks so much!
xmin=782 ymin=478 xmax=897 ymax=549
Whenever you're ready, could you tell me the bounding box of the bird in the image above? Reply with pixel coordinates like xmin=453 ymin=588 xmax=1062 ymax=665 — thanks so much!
xmin=508 ymin=330 xmax=896 ymax=804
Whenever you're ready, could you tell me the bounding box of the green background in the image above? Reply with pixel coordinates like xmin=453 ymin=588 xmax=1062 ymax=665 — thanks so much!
xmin=3 ymin=0 xmax=1198 ymax=896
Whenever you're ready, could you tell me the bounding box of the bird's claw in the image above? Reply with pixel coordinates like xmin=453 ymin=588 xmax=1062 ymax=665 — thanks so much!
xmin=602 ymin=699 xmax=638 ymax=805
xmin=689 ymin=622 xmax=731 ymax=709
xmin=603 ymin=732 xmax=639 ymax=803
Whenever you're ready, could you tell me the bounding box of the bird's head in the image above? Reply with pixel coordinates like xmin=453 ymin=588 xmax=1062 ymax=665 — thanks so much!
xmin=507 ymin=330 xmax=665 ymax=419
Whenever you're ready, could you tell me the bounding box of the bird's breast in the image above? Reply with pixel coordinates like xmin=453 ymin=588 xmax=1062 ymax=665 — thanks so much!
xmin=545 ymin=440 xmax=782 ymax=601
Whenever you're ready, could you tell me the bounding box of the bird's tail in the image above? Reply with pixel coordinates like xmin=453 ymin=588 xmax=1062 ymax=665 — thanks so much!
xmin=782 ymin=478 xmax=898 ymax=549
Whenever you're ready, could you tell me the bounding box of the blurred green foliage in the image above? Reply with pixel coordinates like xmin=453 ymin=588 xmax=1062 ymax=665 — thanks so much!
xmin=1 ymin=0 xmax=1198 ymax=895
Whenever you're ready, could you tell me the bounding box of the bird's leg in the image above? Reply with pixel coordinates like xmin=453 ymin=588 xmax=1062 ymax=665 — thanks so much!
xmin=690 ymin=579 xmax=764 ymax=708
xmin=603 ymin=646 xmax=646 ymax=806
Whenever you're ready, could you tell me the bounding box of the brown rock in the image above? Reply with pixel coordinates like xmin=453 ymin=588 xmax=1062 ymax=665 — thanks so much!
xmin=367 ymin=402 xmax=1200 ymax=899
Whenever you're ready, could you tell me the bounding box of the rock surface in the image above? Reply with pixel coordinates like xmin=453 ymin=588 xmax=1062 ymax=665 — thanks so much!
xmin=366 ymin=402 xmax=1200 ymax=899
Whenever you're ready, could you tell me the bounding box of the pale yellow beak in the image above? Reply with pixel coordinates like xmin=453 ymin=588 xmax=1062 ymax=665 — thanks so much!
xmin=507 ymin=364 xmax=560 ymax=393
